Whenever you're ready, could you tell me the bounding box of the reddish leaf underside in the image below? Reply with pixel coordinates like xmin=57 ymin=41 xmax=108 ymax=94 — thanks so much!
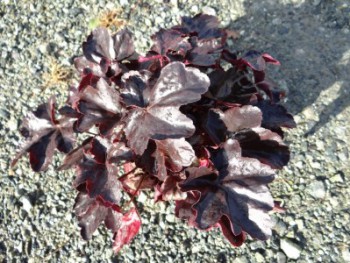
xmin=113 ymin=208 xmax=142 ymax=254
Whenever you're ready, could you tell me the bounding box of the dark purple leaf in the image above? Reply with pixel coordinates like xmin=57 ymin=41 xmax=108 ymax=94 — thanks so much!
xmin=181 ymin=139 xmax=275 ymax=240
xmin=175 ymin=191 xmax=200 ymax=227
xmin=207 ymin=68 xmax=257 ymax=103
xmin=74 ymin=56 xmax=105 ymax=77
xmin=254 ymin=100 xmax=296 ymax=129
xmin=74 ymin=192 xmax=122 ymax=240
xmin=75 ymin=157 xmax=122 ymax=205
xmin=12 ymin=97 xmax=75 ymax=171
xmin=153 ymin=138 xmax=195 ymax=181
xmin=233 ymin=128 xmax=290 ymax=169
xmin=217 ymin=105 xmax=262 ymax=132
xmin=174 ymin=13 xmax=223 ymax=39
xmin=154 ymin=174 xmax=187 ymax=202
xmin=120 ymin=170 xmax=157 ymax=194
xmin=151 ymin=28 xmax=191 ymax=57
xmin=238 ymin=51 xmax=280 ymax=72
xmin=205 ymin=105 xmax=262 ymax=144
xmin=218 ymin=215 xmax=246 ymax=247
xmin=124 ymin=62 xmax=210 ymax=155
xmin=121 ymin=70 xmax=151 ymax=107
xmin=204 ymin=109 xmax=227 ymax=145
xmin=187 ymin=36 xmax=223 ymax=66
xmin=83 ymin=27 xmax=115 ymax=63
xmin=79 ymin=28 xmax=136 ymax=78
xmin=58 ymin=137 xmax=93 ymax=171
xmin=113 ymin=28 xmax=136 ymax=61
xmin=74 ymin=78 xmax=123 ymax=135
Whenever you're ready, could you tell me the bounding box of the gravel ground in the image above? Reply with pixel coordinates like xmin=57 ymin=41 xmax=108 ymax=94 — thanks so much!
xmin=1 ymin=0 xmax=349 ymax=262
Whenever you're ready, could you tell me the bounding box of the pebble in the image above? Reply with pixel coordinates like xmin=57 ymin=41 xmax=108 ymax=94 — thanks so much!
xmin=255 ymin=252 xmax=265 ymax=263
xmin=138 ymin=192 xmax=147 ymax=203
xmin=202 ymin=6 xmax=216 ymax=16
xmin=280 ymin=239 xmax=302 ymax=260
xmin=19 ymin=195 xmax=33 ymax=213
xmin=233 ymin=256 xmax=249 ymax=263
xmin=276 ymin=251 xmax=287 ymax=263
xmin=0 ymin=108 xmax=10 ymax=119
xmin=302 ymin=106 xmax=319 ymax=121
xmin=119 ymin=0 xmax=129 ymax=6
xmin=342 ymin=249 xmax=350 ymax=262
xmin=307 ymin=181 xmax=326 ymax=199
xmin=7 ymin=118 xmax=18 ymax=131
xmin=165 ymin=214 xmax=176 ymax=223
xmin=191 ymin=6 xmax=199 ymax=13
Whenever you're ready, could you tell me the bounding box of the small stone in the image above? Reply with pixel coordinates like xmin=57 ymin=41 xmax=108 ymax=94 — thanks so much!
xmin=274 ymin=219 xmax=287 ymax=235
xmin=295 ymin=219 xmax=304 ymax=230
xmin=170 ymin=0 xmax=178 ymax=7
xmin=329 ymin=200 xmax=340 ymax=212
xmin=302 ymin=106 xmax=319 ymax=121
xmin=310 ymin=161 xmax=321 ymax=169
xmin=342 ymin=249 xmax=350 ymax=261
xmin=276 ymin=252 xmax=287 ymax=263
xmin=255 ymin=252 xmax=264 ymax=263
xmin=7 ymin=118 xmax=18 ymax=131
xmin=165 ymin=214 xmax=176 ymax=223
xmin=307 ymin=181 xmax=326 ymax=199
xmin=191 ymin=6 xmax=199 ymax=13
xmin=20 ymin=195 xmax=33 ymax=213
xmin=202 ymin=6 xmax=216 ymax=16
xmin=280 ymin=239 xmax=302 ymax=259
xmin=250 ymin=241 xmax=266 ymax=250
xmin=233 ymin=256 xmax=249 ymax=263
xmin=0 ymin=108 xmax=9 ymax=119
xmin=192 ymin=244 xmax=201 ymax=253
xmin=119 ymin=0 xmax=129 ymax=6
xmin=315 ymin=141 xmax=325 ymax=151
xmin=138 ymin=192 xmax=147 ymax=203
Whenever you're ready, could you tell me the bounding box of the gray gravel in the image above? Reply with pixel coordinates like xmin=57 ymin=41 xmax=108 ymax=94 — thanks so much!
xmin=1 ymin=0 xmax=350 ymax=262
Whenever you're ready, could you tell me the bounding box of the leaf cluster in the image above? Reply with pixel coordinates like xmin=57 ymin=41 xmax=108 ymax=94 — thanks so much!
xmin=13 ymin=14 xmax=295 ymax=253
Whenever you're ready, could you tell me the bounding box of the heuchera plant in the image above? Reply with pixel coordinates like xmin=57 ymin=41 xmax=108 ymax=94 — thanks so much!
xmin=12 ymin=14 xmax=296 ymax=253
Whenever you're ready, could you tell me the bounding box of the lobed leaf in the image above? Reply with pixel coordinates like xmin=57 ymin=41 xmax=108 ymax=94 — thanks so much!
xmin=254 ymin=100 xmax=296 ymax=130
xmin=73 ymin=78 xmax=123 ymax=135
xmin=12 ymin=97 xmax=74 ymax=171
xmin=154 ymin=138 xmax=195 ymax=181
xmin=124 ymin=62 xmax=210 ymax=155
xmin=181 ymin=139 xmax=276 ymax=240
xmin=74 ymin=192 xmax=122 ymax=240
xmin=234 ymin=127 xmax=290 ymax=169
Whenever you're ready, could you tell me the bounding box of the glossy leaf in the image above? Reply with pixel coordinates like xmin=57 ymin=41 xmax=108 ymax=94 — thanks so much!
xmin=124 ymin=62 xmax=210 ymax=155
xmin=208 ymin=67 xmax=257 ymax=103
xmin=74 ymin=192 xmax=122 ymax=240
xmin=151 ymin=28 xmax=191 ymax=56
xmin=12 ymin=97 xmax=74 ymax=171
xmin=154 ymin=138 xmax=195 ymax=181
xmin=234 ymin=127 xmax=290 ymax=169
xmin=174 ymin=13 xmax=223 ymax=39
xmin=255 ymin=100 xmax=296 ymax=129
xmin=73 ymin=78 xmax=123 ymax=135
xmin=181 ymin=139 xmax=276 ymax=240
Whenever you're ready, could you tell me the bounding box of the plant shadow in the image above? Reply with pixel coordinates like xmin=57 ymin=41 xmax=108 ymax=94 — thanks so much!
xmin=227 ymin=0 xmax=350 ymax=136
